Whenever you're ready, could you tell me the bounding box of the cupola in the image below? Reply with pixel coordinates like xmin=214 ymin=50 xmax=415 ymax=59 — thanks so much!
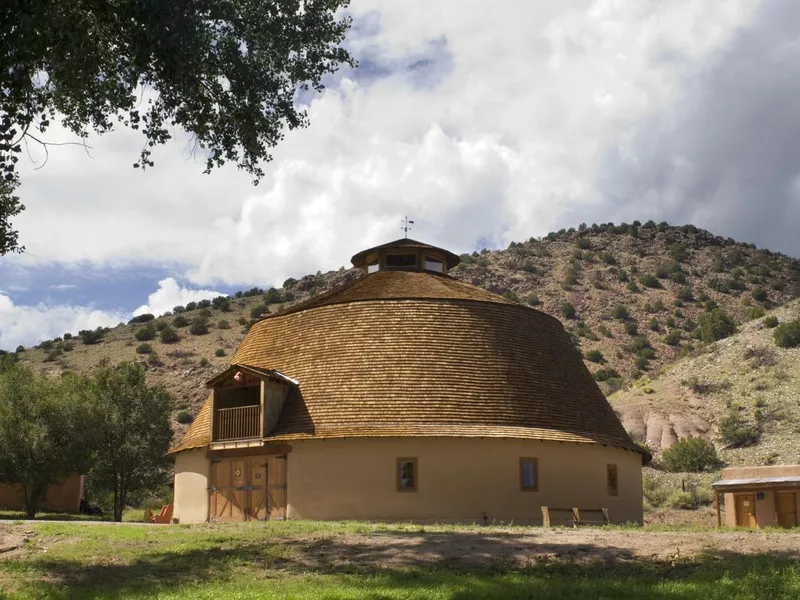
xmin=350 ymin=238 xmax=461 ymax=274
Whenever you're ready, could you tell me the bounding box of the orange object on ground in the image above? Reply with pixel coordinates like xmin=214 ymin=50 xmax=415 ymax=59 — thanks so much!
xmin=150 ymin=504 xmax=173 ymax=524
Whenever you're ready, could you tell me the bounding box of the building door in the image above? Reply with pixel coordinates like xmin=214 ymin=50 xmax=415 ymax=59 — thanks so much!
xmin=210 ymin=459 xmax=246 ymax=522
xmin=777 ymin=492 xmax=797 ymax=528
xmin=210 ymin=456 xmax=287 ymax=522
xmin=735 ymin=494 xmax=757 ymax=528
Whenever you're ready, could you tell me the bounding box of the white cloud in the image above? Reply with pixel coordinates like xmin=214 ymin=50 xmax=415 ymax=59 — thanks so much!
xmin=11 ymin=0 xmax=766 ymax=289
xmin=0 ymin=294 xmax=125 ymax=350
xmin=133 ymin=278 xmax=223 ymax=317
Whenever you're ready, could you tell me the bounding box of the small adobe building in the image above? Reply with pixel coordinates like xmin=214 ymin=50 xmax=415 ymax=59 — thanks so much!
xmin=712 ymin=465 xmax=800 ymax=528
xmin=169 ymin=238 xmax=645 ymax=524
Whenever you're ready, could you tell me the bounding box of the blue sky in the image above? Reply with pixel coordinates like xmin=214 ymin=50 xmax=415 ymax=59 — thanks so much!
xmin=3 ymin=0 xmax=800 ymax=350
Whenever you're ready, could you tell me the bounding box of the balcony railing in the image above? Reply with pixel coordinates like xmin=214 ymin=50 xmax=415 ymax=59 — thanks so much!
xmin=214 ymin=405 xmax=261 ymax=441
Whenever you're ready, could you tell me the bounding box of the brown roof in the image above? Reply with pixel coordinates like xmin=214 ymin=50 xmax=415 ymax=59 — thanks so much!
xmin=170 ymin=270 xmax=639 ymax=455
xmin=350 ymin=238 xmax=461 ymax=270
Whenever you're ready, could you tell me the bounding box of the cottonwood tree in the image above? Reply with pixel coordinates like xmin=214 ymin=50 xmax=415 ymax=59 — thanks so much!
xmin=87 ymin=363 xmax=174 ymax=522
xmin=0 ymin=359 xmax=93 ymax=518
xmin=0 ymin=0 xmax=354 ymax=254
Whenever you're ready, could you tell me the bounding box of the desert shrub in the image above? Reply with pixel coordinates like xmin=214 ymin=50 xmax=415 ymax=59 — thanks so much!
xmin=634 ymin=355 xmax=650 ymax=370
xmin=771 ymin=280 xmax=786 ymax=291
xmin=250 ymin=304 xmax=269 ymax=319
xmin=15 ymin=345 xmax=24 ymax=353
xmin=136 ymin=343 xmax=153 ymax=354
xmin=173 ymin=305 xmax=185 ymax=313
xmin=172 ymin=315 xmax=189 ymax=328
xmin=197 ymin=299 xmax=211 ymax=309
xmin=642 ymin=475 xmax=669 ymax=508
xmin=617 ymin=270 xmax=629 ymax=283
xmin=576 ymin=236 xmax=592 ymax=250
xmin=197 ymin=308 xmax=211 ymax=319
xmin=676 ymin=286 xmax=693 ymax=302
xmin=79 ymin=328 xmax=106 ymax=344
xmin=176 ymin=410 xmax=194 ymax=425
xmin=184 ymin=301 xmax=198 ymax=311
xmin=773 ymin=320 xmax=800 ymax=348
xmin=626 ymin=281 xmax=640 ymax=293
xmin=601 ymin=252 xmax=616 ymax=265
xmin=666 ymin=316 xmax=676 ymax=328
xmin=266 ymin=288 xmax=283 ymax=303
xmin=237 ymin=316 xmax=247 ymax=326
xmin=212 ymin=296 xmax=231 ymax=312
xmin=561 ymin=301 xmax=576 ymax=319
xmin=199 ymin=358 xmax=209 ymax=367
xmin=159 ymin=326 xmax=179 ymax=344
xmin=215 ymin=349 xmax=226 ymax=357
xmin=502 ymin=290 xmax=520 ymax=302
xmin=585 ymin=349 xmax=604 ymax=363
xmin=763 ymin=315 xmax=779 ymax=328
xmin=624 ymin=321 xmax=638 ymax=336
xmin=527 ymin=294 xmax=541 ymax=306
xmin=638 ymin=273 xmax=661 ymax=288
xmin=698 ymin=309 xmax=736 ymax=343
xmin=751 ymin=287 xmax=768 ymax=302
xmin=189 ymin=318 xmax=209 ymax=336
xmin=134 ymin=324 xmax=156 ymax=341
xmin=154 ymin=320 xmax=168 ymax=331
xmin=644 ymin=299 xmax=665 ymax=314
xmin=747 ymin=306 xmax=765 ymax=320
xmin=668 ymin=243 xmax=688 ymax=262
xmin=63 ymin=333 xmax=72 ymax=340
xmin=664 ymin=330 xmax=681 ymax=346
xmin=626 ymin=335 xmax=652 ymax=353
xmin=744 ymin=346 xmax=778 ymax=368
xmin=61 ymin=341 xmax=74 ymax=352
xmin=598 ymin=324 xmax=613 ymax=338
xmin=594 ymin=367 xmax=621 ymax=382
xmin=128 ymin=313 xmax=155 ymax=324
xmin=562 ymin=267 xmax=579 ymax=289
xmin=718 ymin=409 xmax=760 ymax=448
xmin=648 ymin=318 xmax=660 ymax=332
xmin=661 ymin=438 xmax=722 ymax=472
xmin=612 ymin=304 xmax=629 ymax=321
xmin=218 ymin=319 xmax=231 ymax=330
xmin=39 ymin=340 xmax=54 ymax=350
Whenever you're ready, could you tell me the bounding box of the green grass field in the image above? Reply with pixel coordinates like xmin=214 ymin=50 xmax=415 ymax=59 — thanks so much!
xmin=1 ymin=521 xmax=799 ymax=599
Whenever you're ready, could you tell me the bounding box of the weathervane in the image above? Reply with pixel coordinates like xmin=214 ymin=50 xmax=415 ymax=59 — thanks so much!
xmin=401 ymin=215 xmax=414 ymax=238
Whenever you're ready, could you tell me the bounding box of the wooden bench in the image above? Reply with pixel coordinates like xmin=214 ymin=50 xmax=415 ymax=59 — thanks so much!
xmin=541 ymin=506 xmax=609 ymax=527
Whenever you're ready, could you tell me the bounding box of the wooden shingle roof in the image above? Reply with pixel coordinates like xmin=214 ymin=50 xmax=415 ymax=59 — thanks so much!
xmin=169 ymin=270 xmax=640 ymax=455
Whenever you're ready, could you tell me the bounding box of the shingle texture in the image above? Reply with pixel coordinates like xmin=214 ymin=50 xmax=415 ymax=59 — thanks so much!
xmin=169 ymin=270 xmax=639 ymax=455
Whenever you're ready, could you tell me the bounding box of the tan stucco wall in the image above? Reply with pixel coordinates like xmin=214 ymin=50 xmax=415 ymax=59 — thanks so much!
xmin=174 ymin=448 xmax=209 ymax=524
xmin=0 ymin=474 xmax=84 ymax=513
xmin=286 ymin=438 xmax=643 ymax=524
xmin=722 ymin=465 xmax=800 ymax=479
xmin=723 ymin=490 xmax=800 ymax=528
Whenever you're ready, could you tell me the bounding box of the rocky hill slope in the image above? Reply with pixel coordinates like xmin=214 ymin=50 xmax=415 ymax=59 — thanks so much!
xmin=610 ymin=298 xmax=800 ymax=466
xmin=10 ymin=221 xmax=800 ymax=447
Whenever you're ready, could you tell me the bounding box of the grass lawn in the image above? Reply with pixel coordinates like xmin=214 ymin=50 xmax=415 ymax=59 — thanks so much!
xmin=0 ymin=521 xmax=799 ymax=599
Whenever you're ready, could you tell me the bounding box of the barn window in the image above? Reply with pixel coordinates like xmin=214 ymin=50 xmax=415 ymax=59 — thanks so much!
xmin=397 ymin=458 xmax=417 ymax=492
xmin=424 ymin=256 xmax=444 ymax=273
xmin=607 ymin=464 xmax=618 ymax=496
xmin=519 ymin=458 xmax=538 ymax=491
xmin=385 ymin=254 xmax=417 ymax=269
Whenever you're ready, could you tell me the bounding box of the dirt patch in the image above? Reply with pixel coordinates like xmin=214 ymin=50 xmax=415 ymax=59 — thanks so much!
xmin=0 ymin=524 xmax=32 ymax=557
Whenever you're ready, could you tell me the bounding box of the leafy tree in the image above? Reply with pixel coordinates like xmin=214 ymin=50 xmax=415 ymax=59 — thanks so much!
xmin=172 ymin=315 xmax=189 ymax=328
xmin=134 ymin=323 xmax=156 ymax=341
xmin=159 ymin=326 xmax=179 ymax=344
xmin=0 ymin=361 xmax=92 ymax=517
xmin=190 ymin=317 xmax=209 ymax=336
xmin=0 ymin=0 xmax=354 ymax=254
xmin=128 ymin=314 xmax=155 ymax=324
xmin=661 ymin=438 xmax=722 ymax=473
xmin=698 ymin=309 xmax=736 ymax=344
xmin=251 ymin=304 xmax=270 ymax=319
xmin=86 ymin=363 xmax=173 ymax=522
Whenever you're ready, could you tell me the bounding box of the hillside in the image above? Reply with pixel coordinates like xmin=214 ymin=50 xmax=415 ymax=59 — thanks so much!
xmin=9 ymin=221 xmax=800 ymax=446
xmin=610 ymin=298 xmax=800 ymax=466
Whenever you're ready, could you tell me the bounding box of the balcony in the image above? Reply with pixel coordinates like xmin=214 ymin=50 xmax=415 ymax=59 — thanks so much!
xmin=213 ymin=405 xmax=261 ymax=442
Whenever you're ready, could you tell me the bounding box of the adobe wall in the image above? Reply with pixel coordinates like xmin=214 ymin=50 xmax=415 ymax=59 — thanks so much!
xmin=286 ymin=437 xmax=643 ymax=524
xmin=0 ymin=474 xmax=84 ymax=513
xmin=174 ymin=448 xmax=210 ymax=524
xmin=722 ymin=490 xmax=800 ymax=528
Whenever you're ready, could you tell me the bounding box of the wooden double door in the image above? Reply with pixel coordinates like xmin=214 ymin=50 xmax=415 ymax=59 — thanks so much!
xmin=777 ymin=492 xmax=797 ymax=528
xmin=210 ymin=456 xmax=287 ymax=522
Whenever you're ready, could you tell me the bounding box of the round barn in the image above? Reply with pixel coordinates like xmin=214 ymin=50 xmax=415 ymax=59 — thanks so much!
xmin=169 ymin=239 xmax=645 ymax=524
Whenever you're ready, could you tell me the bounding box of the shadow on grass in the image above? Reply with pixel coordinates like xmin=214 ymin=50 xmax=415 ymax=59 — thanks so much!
xmin=8 ymin=530 xmax=800 ymax=599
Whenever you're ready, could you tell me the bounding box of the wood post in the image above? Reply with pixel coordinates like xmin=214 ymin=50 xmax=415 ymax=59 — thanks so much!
xmin=541 ymin=506 xmax=551 ymax=527
xmin=715 ymin=490 xmax=721 ymax=527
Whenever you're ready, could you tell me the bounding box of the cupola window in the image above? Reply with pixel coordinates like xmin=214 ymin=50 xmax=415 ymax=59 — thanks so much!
xmin=385 ymin=253 xmax=417 ymax=269
xmin=424 ymin=256 xmax=444 ymax=273
xmin=367 ymin=259 xmax=379 ymax=274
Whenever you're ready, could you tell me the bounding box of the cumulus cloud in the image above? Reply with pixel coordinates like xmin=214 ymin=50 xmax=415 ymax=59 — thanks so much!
xmin=132 ymin=278 xmax=223 ymax=317
xmin=10 ymin=0 xmax=770 ymax=292
xmin=0 ymin=294 xmax=125 ymax=350
xmin=593 ymin=0 xmax=800 ymax=256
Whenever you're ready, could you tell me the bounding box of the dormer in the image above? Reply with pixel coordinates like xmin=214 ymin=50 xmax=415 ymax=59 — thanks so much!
xmin=350 ymin=238 xmax=460 ymax=274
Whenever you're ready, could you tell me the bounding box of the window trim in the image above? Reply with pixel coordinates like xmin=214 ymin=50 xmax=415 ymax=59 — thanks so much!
xmin=607 ymin=463 xmax=618 ymax=497
xmin=519 ymin=457 xmax=539 ymax=492
xmin=396 ymin=457 xmax=418 ymax=492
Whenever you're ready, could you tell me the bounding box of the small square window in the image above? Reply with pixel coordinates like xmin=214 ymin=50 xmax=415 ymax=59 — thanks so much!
xmin=386 ymin=254 xmax=417 ymax=268
xmin=520 ymin=458 xmax=538 ymax=491
xmin=424 ymin=256 xmax=444 ymax=273
xmin=607 ymin=464 xmax=618 ymax=496
xmin=397 ymin=458 xmax=417 ymax=492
